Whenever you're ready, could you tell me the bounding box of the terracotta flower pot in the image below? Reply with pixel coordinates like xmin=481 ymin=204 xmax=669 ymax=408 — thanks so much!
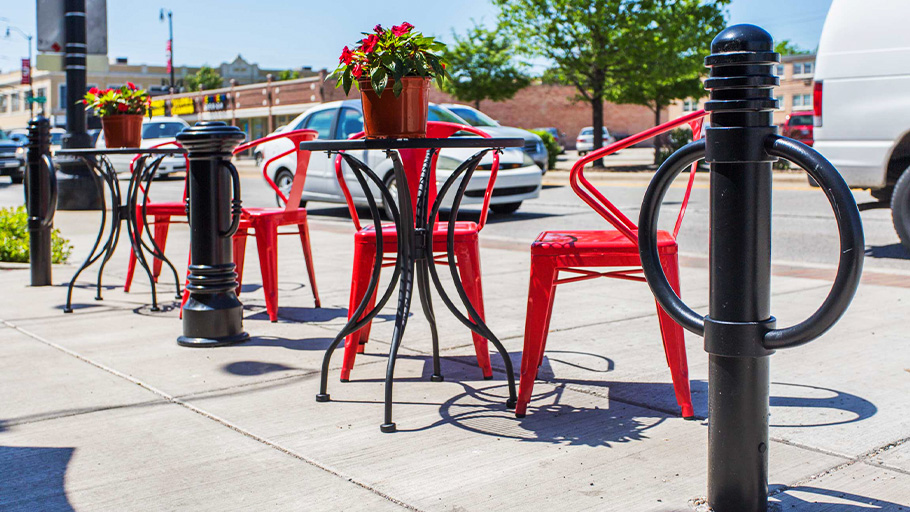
xmin=359 ymin=76 xmax=430 ymax=139
xmin=101 ymin=114 xmax=143 ymax=148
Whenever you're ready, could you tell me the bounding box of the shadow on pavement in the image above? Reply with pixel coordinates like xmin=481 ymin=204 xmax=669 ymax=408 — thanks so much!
xmin=236 ymin=336 xmax=335 ymax=352
xmin=0 ymin=446 xmax=75 ymax=512
xmin=770 ymin=485 xmax=908 ymax=511
xmin=769 ymin=382 xmax=877 ymax=428
xmin=865 ymin=243 xmax=910 ymax=260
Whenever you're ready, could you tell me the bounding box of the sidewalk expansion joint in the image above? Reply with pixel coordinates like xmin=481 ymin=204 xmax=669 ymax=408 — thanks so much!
xmin=0 ymin=318 xmax=425 ymax=512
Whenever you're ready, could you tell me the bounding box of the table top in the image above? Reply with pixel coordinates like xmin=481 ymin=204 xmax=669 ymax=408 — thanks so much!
xmin=300 ymin=137 xmax=524 ymax=152
xmin=55 ymin=148 xmax=186 ymax=156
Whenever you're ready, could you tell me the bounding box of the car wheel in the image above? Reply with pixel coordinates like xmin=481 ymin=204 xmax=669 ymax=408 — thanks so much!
xmin=10 ymin=173 xmax=24 ymax=184
xmin=891 ymin=167 xmax=910 ymax=250
xmin=273 ymin=168 xmax=296 ymax=207
xmin=382 ymin=172 xmax=399 ymax=221
xmin=255 ymin=151 xmax=264 ymax=166
xmin=490 ymin=201 xmax=522 ymax=215
xmin=871 ymin=187 xmax=893 ymax=202
xmin=578 ymin=151 xmax=587 ymax=157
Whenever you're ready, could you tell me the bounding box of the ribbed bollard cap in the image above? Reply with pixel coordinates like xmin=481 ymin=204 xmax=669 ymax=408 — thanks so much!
xmin=710 ymin=24 xmax=773 ymax=54
xmin=704 ymin=24 xmax=779 ymax=114
xmin=176 ymin=121 xmax=245 ymax=155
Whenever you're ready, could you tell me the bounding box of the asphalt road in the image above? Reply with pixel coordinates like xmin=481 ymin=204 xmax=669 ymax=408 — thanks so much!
xmin=2 ymin=153 xmax=907 ymax=274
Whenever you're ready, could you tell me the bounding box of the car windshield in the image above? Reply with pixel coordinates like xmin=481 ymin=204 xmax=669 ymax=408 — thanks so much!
xmin=428 ymin=105 xmax=468 ymax=125
xmin=789 ymin=115 xmax=812 ymax=125
xmin=446 ymin=107 xmax=498 ymax=127
xmin=0 ymin=131 xmax=9 ymax=141
xmin=580 ymin=128 xmax=607 ymax=136
xmin=142 ymin=122 xmax=186 ymax=139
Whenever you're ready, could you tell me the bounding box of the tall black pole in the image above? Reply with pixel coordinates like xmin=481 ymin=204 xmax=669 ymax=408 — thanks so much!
xmin=56 ymin=0 xmax=102 ymax=210
xmin=25 ymin=116 xmax=56 ymax=286
xmin=176 ymin=122 xmax=249 ymax=347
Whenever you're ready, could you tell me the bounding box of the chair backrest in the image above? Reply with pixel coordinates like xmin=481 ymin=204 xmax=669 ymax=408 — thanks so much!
xmin=232 ymin=129 xmax=318 ymax=213
xmin=569 ymin=110 xmax=707 ymax=245
xmin=334 ymin=121 xmax=501 ymax=231
xmin=130 ymin=140 xmax=189 ymax=204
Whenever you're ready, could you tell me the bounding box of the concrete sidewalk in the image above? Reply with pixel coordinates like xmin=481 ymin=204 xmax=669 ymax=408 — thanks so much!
xmin=1 ymin=204 xmax=909 ymax=510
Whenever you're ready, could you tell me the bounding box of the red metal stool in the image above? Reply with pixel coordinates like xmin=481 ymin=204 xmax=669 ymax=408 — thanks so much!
xmin=515 ymin=111 xmax=707 ymax=419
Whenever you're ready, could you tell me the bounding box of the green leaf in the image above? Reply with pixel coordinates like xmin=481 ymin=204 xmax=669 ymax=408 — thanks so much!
xmin=371 ymin=67 xmax=388 ymax=97
xmin=392 ymin=78 xmax=404 ymax=97
xmin=341 ymin=69 xmax=353 ymax=95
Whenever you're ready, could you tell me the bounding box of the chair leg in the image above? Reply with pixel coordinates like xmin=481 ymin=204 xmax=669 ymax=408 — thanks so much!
xmin=179 ymin=251 xmax=191 ymax=319
xmin=233 ymin=228 xmax=248 ymax=296
xmin=124 ymin=212 xmax=143 ymax=292
xmin=151 ymin=215 xmax=171 ymax=281
xmin=254 ymin=221 xmax=279 ymax=322
xmin=341 ymin=241 xmax=377 ymax=381
xmin=516 ymin=255 xmax=559 ymax=418
xmin=455 ymin=241 xmax=493 ymax=379
xmin=298 ymin=219 xmax=321 ymax=308
xmin=656 ymin=252 xmax=694 ymax=419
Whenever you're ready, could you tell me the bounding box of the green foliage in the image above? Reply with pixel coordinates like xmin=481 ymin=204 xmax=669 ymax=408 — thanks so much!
xmin=82 ymin=83 xmax=149 ymax=117
xmin=655 ymin=127 xmax=694 ymax=165
xmin=529 ymin=130 xmax=560 ymax=170
xmin=0 ymin=206 xmax=72 ymax=264
xmin=775 ymin=40 xmax=810 ymax=56
xmin=329 ymin=22 xmax=450 ymax=98
xmin=440 ymin=23 xmax=530 ymax=108
xmin=184 ymin=66 xmax=223 ymax=92
xmin=277 ymin=69 xmax=301 ymax=81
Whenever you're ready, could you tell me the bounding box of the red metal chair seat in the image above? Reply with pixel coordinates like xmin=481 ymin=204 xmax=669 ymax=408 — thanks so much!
xmin=515 ymin=111 xmax=707 ymax=419
xmin=336 ymin=122 xmax=501 ymax=382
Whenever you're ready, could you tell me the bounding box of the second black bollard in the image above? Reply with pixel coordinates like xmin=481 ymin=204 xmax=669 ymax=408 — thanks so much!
xmin=176 ymin=122 xmax=249 ymax=347
xmin=25 ymin=116 xmax=57 ymax=286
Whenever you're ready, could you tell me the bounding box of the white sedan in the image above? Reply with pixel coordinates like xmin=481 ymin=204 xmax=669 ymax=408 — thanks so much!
xmin=575 ymin=126 xmax=617 ymax=156
xmin=253 ymin=100 xmax=542 ymax=216
xmin=95 ymin=116 xmax=189 ymax=176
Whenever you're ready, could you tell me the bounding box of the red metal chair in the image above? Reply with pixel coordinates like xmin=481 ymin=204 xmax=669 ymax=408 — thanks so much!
xmin=124 ymin=141 xmax=189 ymax=293
xmin=178 ymin=129 xmax=321 ymax=322
xmin=335 ymin=122 xmax=502 ymax=382
xmin=515 ymin=110 xmax=707 ymax=419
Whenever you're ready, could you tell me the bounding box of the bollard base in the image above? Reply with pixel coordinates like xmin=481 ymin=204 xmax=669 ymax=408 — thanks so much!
xmin=380 ymin=422 xmax=397 ymax=433
xmin=177 ymin=331 xmax=249 ymax=348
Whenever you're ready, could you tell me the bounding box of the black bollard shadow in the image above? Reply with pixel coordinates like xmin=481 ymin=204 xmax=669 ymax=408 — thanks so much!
xmin=0 ymin=445 xmax=76 ymax=511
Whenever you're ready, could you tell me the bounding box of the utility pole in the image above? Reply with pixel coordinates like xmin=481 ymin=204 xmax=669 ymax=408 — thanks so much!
xmin=160 ymin=9 xmax=174 ymax=91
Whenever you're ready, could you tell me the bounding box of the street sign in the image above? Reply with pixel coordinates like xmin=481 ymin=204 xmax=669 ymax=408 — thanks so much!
xmin=37 ymin=0 xmax=108 ymax=55
xmin=27 ymin=96 xmax=48 ymax=104
xmin=21 ymin=59 xmax=31 ymax=85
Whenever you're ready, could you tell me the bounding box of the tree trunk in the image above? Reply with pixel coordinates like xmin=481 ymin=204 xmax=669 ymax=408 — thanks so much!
xmin=652 ymin=104 xmax=662 ymax=165
xmin=592 ymin=97 xmax=605 ymax=168
xmin=474 ymin=99 xmax=481 ymax=110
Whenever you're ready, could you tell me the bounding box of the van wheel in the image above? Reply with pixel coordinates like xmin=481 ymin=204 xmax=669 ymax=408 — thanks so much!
xmin=490 ymin=202 xmax=522 ymax=215
xmin=892 ymin=168 xmax=910 ymax=250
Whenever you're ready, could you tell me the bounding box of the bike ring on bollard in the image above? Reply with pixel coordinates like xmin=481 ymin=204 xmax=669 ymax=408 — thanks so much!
xmin=638 ymin=136 xmax=864 ymax=350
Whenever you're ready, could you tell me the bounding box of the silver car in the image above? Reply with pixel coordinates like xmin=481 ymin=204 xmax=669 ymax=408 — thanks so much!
xmin=254 ymin=100 xmax=542 ymax=216
xmin=440 ymin=103 xmax=548 ymax=172
xmin=575 ymin=126 xmax=616 ymax=156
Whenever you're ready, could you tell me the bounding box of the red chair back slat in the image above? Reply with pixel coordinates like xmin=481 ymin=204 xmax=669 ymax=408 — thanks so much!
xmin=569 ymin=109 xmax=707 ymax=245
xmin=232 ymin=129 xmax=318 ymax=212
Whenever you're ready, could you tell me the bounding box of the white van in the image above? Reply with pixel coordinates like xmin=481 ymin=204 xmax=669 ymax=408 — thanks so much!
xmin=813 ymin=0 xmax=910 ymax=249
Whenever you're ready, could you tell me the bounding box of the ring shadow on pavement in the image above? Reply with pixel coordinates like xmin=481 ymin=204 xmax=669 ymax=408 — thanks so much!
xmin=865 ymin=243 xmax=910 ymax=260
xmin=0 ymin=446 xmax=76 ymax=512
xmin=770 ymin=485 xmax=908 ymax=511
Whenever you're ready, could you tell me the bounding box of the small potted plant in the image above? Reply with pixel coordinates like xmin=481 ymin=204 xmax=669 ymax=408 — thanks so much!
xmin=82 ymin=83 xmax=150 ymax=148
xmin=329 ymin=22 xmax=449 ymax=138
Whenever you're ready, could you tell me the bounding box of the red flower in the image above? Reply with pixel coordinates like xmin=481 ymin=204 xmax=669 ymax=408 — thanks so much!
xmin=88 ymin=87 xmax=101 ymax=95
xmin=339 ymin=46 xmax=354 ymax=65
xmin=127 ymin=82 xmax=137 ymax=90
xmin=391 ymin=22 xmax=414 ymax=37
xmin=361 ymin=34 xmax=379 ymax=54
xmin=352 ymin=63 xmax=363 ymax=79
xmin=373 ymin=24 xmax=384 ymax=34
xmin=117 ymin=103 xmax=128 ymax=112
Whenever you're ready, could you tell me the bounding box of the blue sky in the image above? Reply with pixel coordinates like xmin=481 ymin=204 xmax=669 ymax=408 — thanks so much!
xmin=0 ymin=0 xmax=832 ymax=74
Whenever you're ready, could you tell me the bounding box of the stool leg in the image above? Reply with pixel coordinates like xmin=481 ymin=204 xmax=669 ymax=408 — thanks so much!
xmin=151 ymin=215 xmax=171 ymax=281
xmin=456 ymin=240 xmax=492 ymax=379
xmin=298 ymin=218 xmax=321 ymax=308
xmin=124 ymin=212 xmax=143 ymax=292
xmin=657 ymin=252 xmax=694 ymax=419
xmin=254 ymin=220 xmax=279 ymax=322
xmin=516 ymin=255 xmax=559 ymax=418
xmin=233 ymin=228 xmax=248 ymax=295
xmin=342 ymin=241 xmax=377 ymax=381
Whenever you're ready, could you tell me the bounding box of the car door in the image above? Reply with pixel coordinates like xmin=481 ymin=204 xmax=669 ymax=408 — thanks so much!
xmin=299 ymin=107 xmax=338 ymax=196
xmin=331 ymin=107 xmax=368 ymax=199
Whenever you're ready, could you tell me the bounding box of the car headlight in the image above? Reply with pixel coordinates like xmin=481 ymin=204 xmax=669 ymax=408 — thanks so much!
xmin=522 ymin=151 xmax=536 ymax=167
xmin=15 ymin=146 xmax=25 ymax=157
xmin=537 ymin=141 xmax=545 ymax=153
xmin=435 ymin=155 xmax=462 ymax=171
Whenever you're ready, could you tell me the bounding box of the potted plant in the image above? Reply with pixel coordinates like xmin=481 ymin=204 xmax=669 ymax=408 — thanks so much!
xmin=329 ymin=22 xmax=449 ymax=138
xmin=82 ymin=83 xmax=150 ymax=148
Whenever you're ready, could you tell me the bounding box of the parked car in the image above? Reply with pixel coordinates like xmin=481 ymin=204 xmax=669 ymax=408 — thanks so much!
xmin=533 ymin=127 xmax=566 ymax=153
xmin=575 ymin=126 xmax=617 ymax=156
xmin=0 ymin=130 xmax=25 ymax=184
xmin=781 ymin=111 xmax=814 ymax=146
xmin=6 ymin=129 xmax=28 ymax=146
xmin=95 ymin=116 xmax=190 ymax=176
xmin=254 ymin=99 xmax=542 ymax=216
xmin=440 ymin=103 xmax=549 ymax=171
xmin=812 ymin=0 xmax=910 ymax=248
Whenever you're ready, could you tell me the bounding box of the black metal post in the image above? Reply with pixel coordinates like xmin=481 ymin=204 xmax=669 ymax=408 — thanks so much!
xmin=56 ymin=0 xmax=102 ymax=210
xmin=638 ymin=23 xmax=864 ymax=512
xmin=176 ymin=122 xmax=249 ymax=347
xmin=25 ymin=116 xmax=56 ymax=286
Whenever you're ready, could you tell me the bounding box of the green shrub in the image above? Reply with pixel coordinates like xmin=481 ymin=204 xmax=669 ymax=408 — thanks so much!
xmin=0 ymin=206 xmax=72 ymax=264
xmin=529 ymin=129 xmax=560 ymax=170
xmin=655 ymin=128 xmax=695 ymax=165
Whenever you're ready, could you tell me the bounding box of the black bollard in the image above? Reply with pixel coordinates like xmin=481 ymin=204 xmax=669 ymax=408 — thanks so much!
xmin=176 ymin=122 xmax=249 ymax=347
xmin=638 ymin=25 xmax=864 ymax=512
xmin=25 ymin=116 xmax=57 ymax=286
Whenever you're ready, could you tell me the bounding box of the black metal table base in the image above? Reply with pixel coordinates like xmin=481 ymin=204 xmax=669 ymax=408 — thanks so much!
xmin=58 ymin=150 xmax=184 ymax=313
xmin=301 ymin=139 xmax=521 ymax=432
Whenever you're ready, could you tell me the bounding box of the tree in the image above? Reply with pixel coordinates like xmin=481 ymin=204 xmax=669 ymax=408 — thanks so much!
xmin=775 ymin=39 xmax=810 ymax=56
xmin=184 ymin=66 xmax=223 ymax=92
xmin=603 ymin=0 xmax=727 ymax=163
xmin=278 ymin=69 xmax=300 ymax=81
xmin=495 ymin=0 xmax=726 ymax=166
xmin=440 ymin=23 xmax=530 ymax=109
